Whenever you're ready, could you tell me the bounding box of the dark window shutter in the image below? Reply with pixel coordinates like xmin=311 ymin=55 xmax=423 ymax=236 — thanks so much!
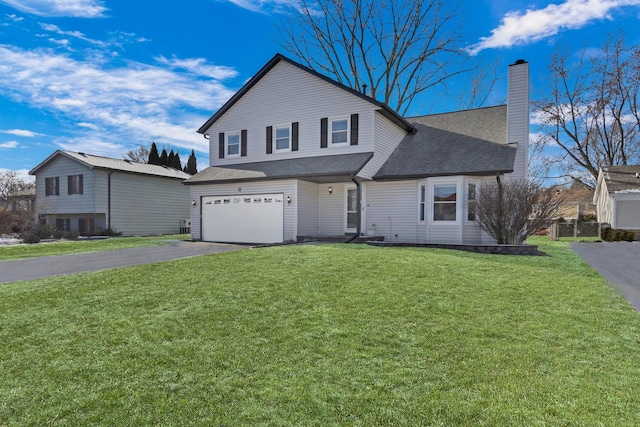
xmin=55 ymin=177 xmax=59 ymax=195
xmin=292 ymin=122 xmax=299 ymax=151
xmin=79 ymin=174 xmax=83 ymax=194
xmin=266 ymin=126 xmax=273 ymax=154
xmin=67 ymin=176 xmax=72 ymax=195
xmin=320 ymin=118 xmax=328 ymax=148
xmin=241 ymin=129 xmax=247 ymax=157
xmin=350 ymin=114 xmax=359 ymax=146
xmin=218 ymin=132 xmax=225 ymax=159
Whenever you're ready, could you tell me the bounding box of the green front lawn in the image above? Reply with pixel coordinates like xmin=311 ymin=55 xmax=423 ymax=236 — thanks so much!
xmin=1 ymin=239 xmax=639 ymax=425
xmin=0 ymin=234 xmax=190 ymax=261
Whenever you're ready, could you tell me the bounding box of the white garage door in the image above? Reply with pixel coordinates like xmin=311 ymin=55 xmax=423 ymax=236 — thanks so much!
xmin=202 ymin=193 xmax=284 ymax=244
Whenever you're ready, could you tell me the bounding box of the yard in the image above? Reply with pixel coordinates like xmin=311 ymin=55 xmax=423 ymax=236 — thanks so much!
xmin=1 ymin=239 xmax=639 ymax=425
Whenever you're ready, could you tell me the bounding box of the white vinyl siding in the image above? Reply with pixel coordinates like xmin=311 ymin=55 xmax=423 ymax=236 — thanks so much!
xmin=358 ymin=111 xmax=409 ymax=179
xmin=206 ymin=61 xmax=378 ymax=166
xmin=507 ymin=61 xmax=529 ymax=181
xmin=365 ymin=181 xmax=421 ymax=243
xmin=190 ymin=180 xmax=298 ymax=242
xmin=318 ymin=183 xmax=346 ymax=236
xmin=297 ymin=180 xmax=319 ymax=235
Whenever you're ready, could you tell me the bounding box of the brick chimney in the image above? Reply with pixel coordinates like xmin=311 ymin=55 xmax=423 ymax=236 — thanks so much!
xmin=507 ymin=59 xmax=530 ymax=180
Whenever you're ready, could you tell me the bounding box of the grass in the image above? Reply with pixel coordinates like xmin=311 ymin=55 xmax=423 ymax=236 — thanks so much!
xmin=0 ymin=234 xmax=190 ymax=261
xmin=1 ymin=239 xmax=640 ymax=425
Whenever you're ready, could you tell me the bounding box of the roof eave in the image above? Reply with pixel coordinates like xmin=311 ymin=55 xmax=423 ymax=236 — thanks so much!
xmin=197 ymin=53 xmax=414 ymax=134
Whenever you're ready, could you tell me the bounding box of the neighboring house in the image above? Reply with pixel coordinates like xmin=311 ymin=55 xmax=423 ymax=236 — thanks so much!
xmin=185 ymin=53 xmax=529 ymax=244
xmin=30 ymin=151 xmax=191 ymax=236
xmin=3 ymin=187 xmax=36 ymax=215
xmin=594 ymin=165 xmax=640 ymax=233
xmin=550 ymin=184 xmax=596 ymax=220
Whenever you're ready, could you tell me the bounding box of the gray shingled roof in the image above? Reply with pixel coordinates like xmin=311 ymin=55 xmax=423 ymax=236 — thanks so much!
xmin=407 ymin=105 xmax=507 ymax=144
xmin=30 ymin=150 xmax=191 ymax=180
xmin=375 ymin=121 xmax=516 ymax=179
xmin=185 ymin=152 xmax=373 ymax=184
xmin=602 ymin=165 xmax=640 ymax=193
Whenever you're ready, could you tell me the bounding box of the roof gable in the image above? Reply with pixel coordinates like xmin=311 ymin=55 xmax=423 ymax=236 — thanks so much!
xmin=198 ymin=53 xmax=414 ymax=134
xmin=30 ymin=150 xmax=191 ymax=180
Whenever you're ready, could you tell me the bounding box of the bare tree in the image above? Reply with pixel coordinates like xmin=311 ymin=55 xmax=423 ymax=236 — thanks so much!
xmin=278 ymin=0 xmax=471 ymax=115
xmin=475 ymin=178 xmax=561 ymax=245
xmin=533 ymin=33 xmax=640 ymax=187
xmin=0 ymin=171 xmax=35 ymax=233
xmin=123 ymin=144 xmax=150 ymax=163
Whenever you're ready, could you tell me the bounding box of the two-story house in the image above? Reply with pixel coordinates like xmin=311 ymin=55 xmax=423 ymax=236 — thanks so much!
xmin=185 ymin=54 xmax=529 ymax=244
xmin=30 ymin=151 xmax=191 ymax=236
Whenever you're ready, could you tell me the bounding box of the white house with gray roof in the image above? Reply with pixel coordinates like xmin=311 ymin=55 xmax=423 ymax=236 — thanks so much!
xmin=185 ymin=54 xmax=529 ymax=245
xmin=594 ymin=165 xmax=640 ymax=235
xmin=30 ymin=151 xmax=191 ymax=236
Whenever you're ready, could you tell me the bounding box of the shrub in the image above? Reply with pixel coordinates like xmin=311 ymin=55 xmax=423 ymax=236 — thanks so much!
xmin=601 ymin=227 xmax=636 ymax=242
xmin=19 ymin=230 xmax=41 ymax=244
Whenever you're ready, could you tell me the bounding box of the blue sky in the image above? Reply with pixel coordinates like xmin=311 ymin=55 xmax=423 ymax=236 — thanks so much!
xmin=1 ymin=0 xmax=639 ymax=181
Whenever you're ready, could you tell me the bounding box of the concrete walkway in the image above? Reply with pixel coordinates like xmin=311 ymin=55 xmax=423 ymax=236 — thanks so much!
xmin=0 ymin=241 xmax=246 ymax=284
xmin=572 ymin=241 xmax=640 ymax=311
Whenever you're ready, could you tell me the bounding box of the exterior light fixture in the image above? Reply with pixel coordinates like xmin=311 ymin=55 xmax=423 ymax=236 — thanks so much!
xmin=328 ymin=186 xmax=333 ymax=194
xmin=192 ymin=199 xmax=197 ymax=206
xmin=287 ymin=196 xmax=292 ymax=204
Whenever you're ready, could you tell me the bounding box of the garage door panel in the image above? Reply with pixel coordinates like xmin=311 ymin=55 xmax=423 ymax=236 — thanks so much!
xmin=202 ymin=193 xmax=284 ymax=244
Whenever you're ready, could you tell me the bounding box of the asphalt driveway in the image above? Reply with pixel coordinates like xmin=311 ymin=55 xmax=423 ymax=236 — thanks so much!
xmin=0 ymin=240 xmax=246 ymax=284
xmin=572 ymin=241 xmax=640 ymax=311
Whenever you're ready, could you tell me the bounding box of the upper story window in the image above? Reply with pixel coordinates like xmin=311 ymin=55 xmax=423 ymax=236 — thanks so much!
xmin=275 ymin=125 xmax=291 ymax=152
xmin=226 ymin=132 xmax=240 ymax=157
xmin=68 ymin=174 xmax=83 ymax=195
xmin=433 ymin=184 xmax=457 ymax=222
xmin=320 ymin=114 xmax=358 ymax=148
xmin=218 ymin=130 xmax=247 ymax=159
xmin=45 ymin=177 xmax=59 ymax=196
xmin=331 ymin=118 xmax=349 ymax=145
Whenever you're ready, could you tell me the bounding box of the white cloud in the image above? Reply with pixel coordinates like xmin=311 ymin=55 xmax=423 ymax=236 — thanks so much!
xmin=6 ymin=13 xmax=23 ymax=21
xmin=155 ymin=56 xmax=239 ymax=80
xmin=226 ymin=0 xmax=308 ymax=14
xmin=0 ymin=45 xmax=237 ymax=159
xmin=39 ymin=23 xmax=107 ymax=47
xmin=468 ymin=0 xmax=640 ymax=55
xmin=0 ymin=0 xmax=107 ymax=18
xmin=1 ymin=129 xmax=43 ymax=137
xmin=0 ymin=140 xmax=19 ymax=148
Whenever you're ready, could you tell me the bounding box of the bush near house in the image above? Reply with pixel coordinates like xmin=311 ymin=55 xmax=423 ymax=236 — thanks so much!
xmin=601 ymin=226 xmax=635 ymax=242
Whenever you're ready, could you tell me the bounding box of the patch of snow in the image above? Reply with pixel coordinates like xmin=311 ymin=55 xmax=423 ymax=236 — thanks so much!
xmin=0 ymin=235 xmax=21 ymax=245
xmin=614 ymin=189 xmax=640 ymax=194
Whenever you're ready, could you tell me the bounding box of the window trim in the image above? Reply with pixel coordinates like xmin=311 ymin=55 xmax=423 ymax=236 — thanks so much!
xmin=273 ymin=124 xmax=291 ymax=152
xmin=418 ymin=181 xmax=426 ymax=223
xmin=330 ymin=116 xmax=350 ymax=146
xmin=466 ymin=181 xmax=478 ymax=223
xmin=226 ymin=131 xmax=241 ymax=158
xmin=429 ymin=178 xmax=461 ymax=225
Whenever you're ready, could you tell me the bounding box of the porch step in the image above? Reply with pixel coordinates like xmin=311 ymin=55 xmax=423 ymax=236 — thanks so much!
xmin=297 ymin=235 xmax=385 ymax=244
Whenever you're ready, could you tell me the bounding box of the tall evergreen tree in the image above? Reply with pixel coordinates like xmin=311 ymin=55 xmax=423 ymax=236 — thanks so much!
xmin=160 ymin=148 xmax=168 ymax=166
xmin=185 ymin=149 xmax=198 ymax=175
xmin=168 ymin=150 xmax=175 ymax=169
xmin=148 ymin=142 xmax=160 ymax=165
xmin=174 ymin=152 xmax=182 ymax=170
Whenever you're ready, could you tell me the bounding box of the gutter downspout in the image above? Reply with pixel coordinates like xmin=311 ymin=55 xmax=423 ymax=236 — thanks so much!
xmin=346 ymin=175 xmax=362 ymax=244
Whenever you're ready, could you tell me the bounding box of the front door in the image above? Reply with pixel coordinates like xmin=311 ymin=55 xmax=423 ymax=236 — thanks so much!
xmin=345 ymin=186 xmax=357 ymax=233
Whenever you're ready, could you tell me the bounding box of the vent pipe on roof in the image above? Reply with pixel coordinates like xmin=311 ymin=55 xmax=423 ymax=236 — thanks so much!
xmin=636 ymin=172 xmax=640 ymax=178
